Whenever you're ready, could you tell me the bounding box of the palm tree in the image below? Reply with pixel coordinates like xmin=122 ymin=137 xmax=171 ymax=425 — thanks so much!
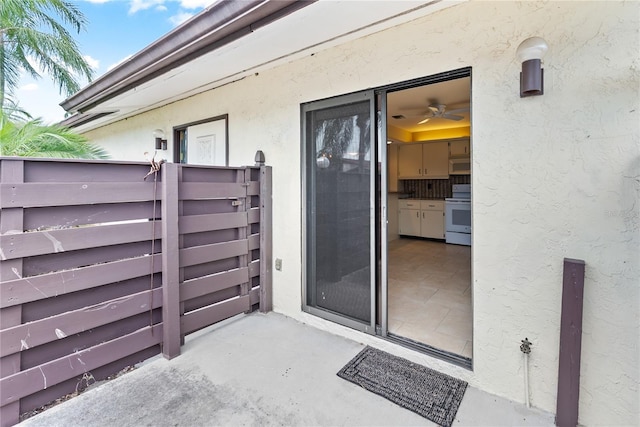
xmin=0 ymin=109 xmax=108 ymax=159
xmin=0 ymin=0 xmax=93 ymax=109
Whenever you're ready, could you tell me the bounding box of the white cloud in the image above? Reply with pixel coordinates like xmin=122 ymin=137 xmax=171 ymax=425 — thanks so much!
xmin=179 ymin=0 xmax=213 ymax=9
xmin=169 ymin=11 xmax=194 ymax=27
xmin=19 ymin=83 xmax=39 ymax=91
xmin=129 ymin=0 xmax=164 ymax=15
xmin=84 ymin=0 xmax=112 ymax=3
xmin=83 ymin=55 xmax=100 ymax=70
xmin=107 ymin=54 xmax=133 ymax=72
xmin=156 ymin=4 xmax=167 ymax=11
xmin=15 ymin=77 xmax=67 ymax=124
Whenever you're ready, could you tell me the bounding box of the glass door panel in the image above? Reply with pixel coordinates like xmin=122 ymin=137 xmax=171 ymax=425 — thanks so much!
xmin=303 ymin=91 xmax=376 ymax=332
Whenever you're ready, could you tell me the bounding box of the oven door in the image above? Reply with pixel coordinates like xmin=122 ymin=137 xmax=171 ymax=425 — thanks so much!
xmin=445 ymin=200 xmax=471 ymax=233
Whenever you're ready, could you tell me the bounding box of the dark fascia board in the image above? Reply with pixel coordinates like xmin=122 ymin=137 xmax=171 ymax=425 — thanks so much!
xmin=61 ymin=0 xmax=316 ymax=114
xmin=59 ymin=111 xmax=117 ymax=128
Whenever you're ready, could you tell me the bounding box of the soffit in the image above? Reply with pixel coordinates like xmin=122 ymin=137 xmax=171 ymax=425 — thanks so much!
xmin=65 ymin=0 xmax=462 ymax=133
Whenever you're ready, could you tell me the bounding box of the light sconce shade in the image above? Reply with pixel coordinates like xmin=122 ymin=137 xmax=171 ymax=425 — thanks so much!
xmin=316 ymin=155 xmax=330 ymax=169
xmin=153 ymin=129 xmax=168 ymax=150
xmin=516 ymin=37 xmax=549 ymax=97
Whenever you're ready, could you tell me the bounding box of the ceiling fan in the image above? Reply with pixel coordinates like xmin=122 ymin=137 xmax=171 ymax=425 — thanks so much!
xmin=416 ymin=104 xmax=468 ymax=124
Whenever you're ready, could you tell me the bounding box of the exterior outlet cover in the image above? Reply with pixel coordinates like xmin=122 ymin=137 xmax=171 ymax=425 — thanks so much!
xmin=275 ymin=258 xmax=282 ymax=271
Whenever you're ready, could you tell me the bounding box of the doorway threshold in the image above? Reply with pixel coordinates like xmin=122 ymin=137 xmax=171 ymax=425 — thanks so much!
xmin=385 ymin=332 xmax=472 ymax=370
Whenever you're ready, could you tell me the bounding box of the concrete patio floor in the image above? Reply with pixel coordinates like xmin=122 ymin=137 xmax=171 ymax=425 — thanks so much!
xmin=20 ymin=312 xmax=554 ymax=427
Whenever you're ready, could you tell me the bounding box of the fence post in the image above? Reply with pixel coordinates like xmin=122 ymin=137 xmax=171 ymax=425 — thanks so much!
xmin=161 ymin=163 xmax=180 ymax=359
xmin=259 ymin=165 xmax=273 ymax=312
xmin=556 ymin=258 xmax=586 ymax=427
xmin=0 ymin=159 xmax=24 ymax=427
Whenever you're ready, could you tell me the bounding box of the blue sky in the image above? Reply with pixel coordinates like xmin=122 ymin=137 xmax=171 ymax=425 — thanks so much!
xmin=16 ymin=0 xmax=211 ymax=123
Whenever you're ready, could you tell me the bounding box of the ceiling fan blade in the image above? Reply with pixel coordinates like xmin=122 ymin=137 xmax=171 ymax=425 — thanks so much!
xmin=446 ymin=107 xmax=470 ymax=114
xmin=441 ymin=113 xmax=464 ymax=121
xmin=417 ymin=117 xmax=431 ymax=124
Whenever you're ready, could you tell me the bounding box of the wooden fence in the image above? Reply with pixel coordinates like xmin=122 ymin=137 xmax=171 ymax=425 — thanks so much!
xmin=0 ymin=156 xmax=272 ymax=426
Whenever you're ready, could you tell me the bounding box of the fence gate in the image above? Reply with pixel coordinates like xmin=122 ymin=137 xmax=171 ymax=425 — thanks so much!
xmin=0 ymin=156 xmax=272 ymax=427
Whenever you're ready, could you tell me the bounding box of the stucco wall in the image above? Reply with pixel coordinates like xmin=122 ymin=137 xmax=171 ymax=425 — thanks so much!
xmin=84 ymin=1 xmax=639 ymax=425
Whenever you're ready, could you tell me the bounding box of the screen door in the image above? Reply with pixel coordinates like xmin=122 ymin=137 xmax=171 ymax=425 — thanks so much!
xmin=302 ymin=90 xmax=376 ymax=333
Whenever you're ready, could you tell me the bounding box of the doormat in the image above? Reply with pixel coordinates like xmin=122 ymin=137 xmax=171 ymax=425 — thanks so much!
xmin=337 ymin=346 xmax=467 ymax=427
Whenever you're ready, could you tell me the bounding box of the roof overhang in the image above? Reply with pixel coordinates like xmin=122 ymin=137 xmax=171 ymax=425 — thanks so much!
xmin=61 ymin=0 xmax=462 ymax=133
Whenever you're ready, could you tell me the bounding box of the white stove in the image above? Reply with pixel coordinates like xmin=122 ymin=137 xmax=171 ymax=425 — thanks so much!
xmin=445 ymin=184 xmax=471 ymax=246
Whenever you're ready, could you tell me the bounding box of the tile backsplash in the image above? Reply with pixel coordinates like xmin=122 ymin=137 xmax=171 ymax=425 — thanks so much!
xmin=401 ymin=175 xmax=471 ymax=199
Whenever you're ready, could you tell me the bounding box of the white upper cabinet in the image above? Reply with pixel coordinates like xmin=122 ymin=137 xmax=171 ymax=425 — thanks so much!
xmin=422 ymin=141 xmax=449 ymax=178
xmin=449 ymin=138 xmax=471 ymax=157
xmin=397 ymin=141 xmax=449 ymax=179
xmin=397 ymin=144 xmax=423 ymax=178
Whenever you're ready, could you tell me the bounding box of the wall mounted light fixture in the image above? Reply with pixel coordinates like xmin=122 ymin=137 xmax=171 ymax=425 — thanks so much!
xmin=316 ymin=154 xmax=330 ymax=169
xmin=516 ymin=37 xmax=549 ymax=97
xmin=153 ymin=129 xmax=167 ymax=150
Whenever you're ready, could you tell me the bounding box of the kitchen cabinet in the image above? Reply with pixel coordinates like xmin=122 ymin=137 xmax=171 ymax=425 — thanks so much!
xmin=420 ymin=201 xmax=445 ymax=239
xmin=398 ymin=200 xmax=445 ymax=239
xmin=398 ymin=200 xmax=421 ymax=236
xmin=397 ymin=141 xmax=449 ymax=179
xmin=449 ymin=138 xmax=471 ymax=157
xmin=422 ymin=142 xmax=449 ymax=178
xmin=397 ymin=144 xmax=423 ymax=178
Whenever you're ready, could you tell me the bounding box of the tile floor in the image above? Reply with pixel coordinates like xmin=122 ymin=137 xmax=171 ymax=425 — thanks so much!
xmin=388 ymin=237 xmax=472 ymax=358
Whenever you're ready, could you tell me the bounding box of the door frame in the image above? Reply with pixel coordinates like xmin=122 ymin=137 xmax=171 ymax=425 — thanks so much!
xmin=378 ymin=67 xmax=473 ymax=369
xmin=301 ymin=89 xmax=377 ymax=334
xmin=300 ymin=67 xmax=473 ymax=369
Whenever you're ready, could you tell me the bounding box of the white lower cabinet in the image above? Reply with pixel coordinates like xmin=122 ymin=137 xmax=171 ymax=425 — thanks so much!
xmin=420 ymin=201 xmax=445 ymax=239
xmin=398 ymin=200 xmax=421 ymax=236
xmin=399 ymin=200 xmax=444 ymax=239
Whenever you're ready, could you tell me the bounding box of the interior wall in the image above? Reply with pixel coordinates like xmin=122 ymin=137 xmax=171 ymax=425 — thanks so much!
xmin=83 ymin=1 xmax=639 ymax=424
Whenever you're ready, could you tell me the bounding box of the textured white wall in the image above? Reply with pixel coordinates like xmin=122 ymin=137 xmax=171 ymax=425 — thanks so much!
xmin=84 ymin=1 xmax=639 ymax=424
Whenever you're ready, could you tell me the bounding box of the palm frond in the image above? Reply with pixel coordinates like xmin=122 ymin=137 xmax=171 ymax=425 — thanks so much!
xmin=0 ymin=0 xmax=94 ymax=109
xmin=0 ymin=110 xmax=109 ymax=159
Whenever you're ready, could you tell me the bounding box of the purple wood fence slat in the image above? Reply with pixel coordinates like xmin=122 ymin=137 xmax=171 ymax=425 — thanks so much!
xmin=248 ymin=234 xmax=260 ymax=251
xmin=0 ymin=182 xmax=159 ymax=208
xmin=0 ymin=288 xmax=162 ymax=358
xmin=247 ymin=181 xmax=260 ymax=196
xmin=180 ymin=296 xmax=250 ymax=335
xmin=1 ymin=221 xmax=162 ymax=260
xmin=0 ymin=158 xmax=272 ymax=427
xmin=249 ymin=259 xmax=260 ymax=278
xmin=180 ymin=268 xmax=249 ymax=302
xmin=179 ymin=182 xmax=246 ymax=199
xmin=178 ymin=212 xmax=247 ymax=234
xmin=23 ymin=202 xmax=159 ymax=230
xmin=1 ymin=254 xmax=161 ymax=308
xmin=0 ymin=324 xmax=162 ymax=406
xmin=179 ymin=240 xmax=248 ymax=267
xmin=248 ymin=207 xmax=260 ymax=224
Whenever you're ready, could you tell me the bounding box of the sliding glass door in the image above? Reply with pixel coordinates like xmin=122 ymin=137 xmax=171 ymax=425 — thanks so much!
xmin=302 ymin=91 xmax=376 ymax=333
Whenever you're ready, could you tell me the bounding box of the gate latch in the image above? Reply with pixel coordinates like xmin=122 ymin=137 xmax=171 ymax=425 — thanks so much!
xmin=231 ymin=200 xmax=243 ymax=206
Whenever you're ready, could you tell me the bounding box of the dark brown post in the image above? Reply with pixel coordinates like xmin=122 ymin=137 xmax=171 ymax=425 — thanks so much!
xmin=259 ymin=165 xmax=272 ymax=312
xmin=556 ymin=258 xmax=586 ymax=427
xmin=161 ymin=162 xmax=180 ymax=359
xmin=0 ymin=159 xmax=25 ymax=427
